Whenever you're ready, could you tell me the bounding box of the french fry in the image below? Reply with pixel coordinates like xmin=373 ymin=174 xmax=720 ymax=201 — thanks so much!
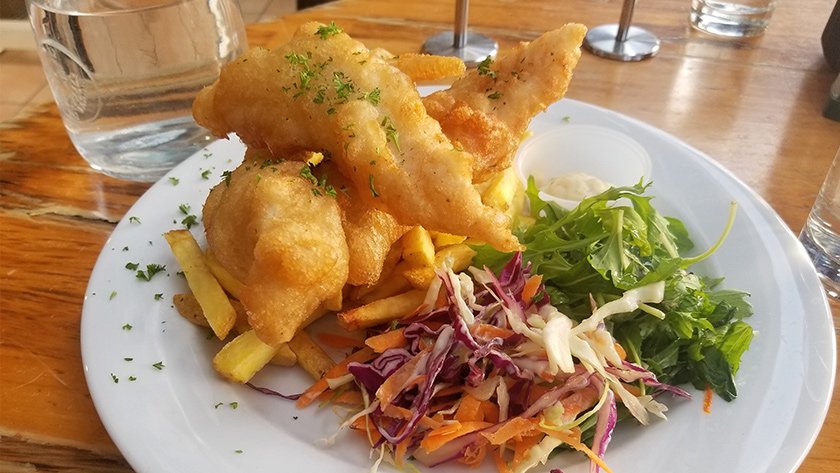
xmin=212 ymin=329 xmax=278 ymax=383
xmin=392 ymin=53 xmax=466 ymax=82
xmin=165 ymin=230 xmax=236 ymax=340
xmin=401 ymin=226 xmax=435 ymax=268
xmin=174 ymin=291 xmax=249 ymax=333
xmin=481 ymin=167 xmax=525 ymax=222
xmin=403 ymin=243 xmax=478 ymax=290
xmin=230 ymin=299 xmax=251 ymax=335
xmin=203 ymin=249 xmax=244 ymax=299
xmin=435 ymin=243 xmax=477 ymax=273
xmin=403 ymin=265 xmax=437 ymax=290
xmin=287 ymin=330 xmax=336 ymax=381
xmin=270 ymin=343 xmax=298 ymax=367
xmin=337 ymin=289 xmax=427 ymax=331
xmin=429 ymin=231 xmax=467 ymax=249
xmin=173 ymin=293 xmax=208 ymax=327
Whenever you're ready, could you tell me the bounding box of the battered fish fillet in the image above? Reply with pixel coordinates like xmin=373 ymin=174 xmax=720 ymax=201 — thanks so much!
xmin=193 ymin=22 xmax=521 ymax=252
xmin=312 ymin=160 xmax=409 ymax=286
xmin=423 ymin=24 xmax=587 ymax=183
xmin=203 ymin=153 xmax=349 ymax=347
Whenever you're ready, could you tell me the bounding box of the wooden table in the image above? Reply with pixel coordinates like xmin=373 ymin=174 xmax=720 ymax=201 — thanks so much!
xmin=2 ymin=0 xmax=839 ymax=471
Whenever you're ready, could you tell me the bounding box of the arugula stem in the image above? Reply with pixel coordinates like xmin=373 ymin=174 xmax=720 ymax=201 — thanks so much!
xmin=638 ymin=302 xmax=666 ymax=320
xmin=680 ymin=201 xmax=738 ymax=268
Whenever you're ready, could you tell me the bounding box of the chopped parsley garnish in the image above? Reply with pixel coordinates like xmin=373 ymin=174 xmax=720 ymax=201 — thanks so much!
xmin=122 ymin=323 xmax=133 ymax=331
xmin=361 ymin=87 xmax=381 ymax=105
xmin=125 ymin=262 xmax=139 ymax=271
xmin=169 ymin=177 xmax=179 ymax=185
xmin=201 ymin=169 xmax=212 ymax=179
xmin=136 ymin=264 xmax=166 ymax=282
xmin=124 ymin=357 xmax=133 ymax=361
xmin=477 ymin=56 xmax=497 ymax=80
xmin=109 ymin=291 xmax=117 ymax=300
xmin=488 ymin=92 xmax=503 ymax=100
xmin=369 ymin=174 xmax=379 ymax=197
xmin=261 ymin=158 xmax=285 ymax=169
xmin=332 ymin=71 xmax=355 ymax=103
xmin=229 ymin=402 xmax=239 ymax=409
xmin=111 ymin=373 xmax=119 ymax=383
xmin=179 ymin=204 xmax=191 ymax=215
xmin=128 ymin=376 xmax=136 ymax=381
xmin=380 ymin=116 xmax=401 ymax=152
xmin=128 ymin=216 xmax=141 ymax=224
xmin=181 ymin=215 xmax=199 ymax=229
xmin=300 ymin=164 xmax=337 ymax=197
xmin=222 ymin=170 xmax=233 ymax=187
xmin=152 ymin=361 xmax=165 ymax=370
xmin=154 ymin=293 xmax=163 ymax=300
xmin=215 ymin=402 xmax=224 ymax=409
xmin=316 ymin=21 xmax=342 ymax=39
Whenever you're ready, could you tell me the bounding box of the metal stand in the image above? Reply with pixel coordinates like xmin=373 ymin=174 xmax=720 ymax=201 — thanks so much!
xmin=583 ymin=0 xmax=660 ymax=62
xmin=422 ymin=0 xmax=498 ymax=67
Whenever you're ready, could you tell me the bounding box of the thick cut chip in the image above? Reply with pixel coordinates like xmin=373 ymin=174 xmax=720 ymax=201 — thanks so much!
xmin=213 ymin=330 xmax=278 ymax=383
xmin=287 ymin=330 xmax=336 ymax=381
xmin=165 ymin=230 xmax=236 ymax=340
xmin=337 ymin=289 xmax=427 ymax=331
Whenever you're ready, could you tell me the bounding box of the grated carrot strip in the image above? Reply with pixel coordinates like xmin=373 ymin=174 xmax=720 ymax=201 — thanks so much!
xmin=297 ymin=347 xmax=375 ymax=408
xmin=521 ymin=274 xmax=543 ymax=304
xmin=420 ymin=421 xmax=493 ymax=453
xmin=365 ymin=327 xmax=408 ymax=353
xmin=704 ymin=384 xmax=713 ymax=414
xmin=454 ymin=393 xmax=484 ymax=423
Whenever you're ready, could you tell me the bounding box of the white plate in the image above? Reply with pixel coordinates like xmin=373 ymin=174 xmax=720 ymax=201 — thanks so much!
xmin=81 ymin=94 xmax=836 ymax=473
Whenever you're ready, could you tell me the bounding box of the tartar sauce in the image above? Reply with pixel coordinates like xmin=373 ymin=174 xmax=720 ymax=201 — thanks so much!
xmin=544 ymin=171 xmax=611 ymax=201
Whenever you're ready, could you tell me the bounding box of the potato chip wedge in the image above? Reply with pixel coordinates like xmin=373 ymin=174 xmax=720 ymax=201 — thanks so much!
xmin=270 ymin=343 xmax=298 ymax=367
xmin=204 ymin=248 xmax=245 ymax=299
xmin=213 ymin=329 xmax=278 ymax=383
xmin=401 ymin=225 xmax=435 ymax=268
xmin=430 ymin=231 xmax=467 ymax=249
xmin=338 ymin=289 xmax=426 ymax=331
xmin=288 ymin=330 xmax=336 ymax=381
xmin=165 ymin=230 xmax=236 ymax=340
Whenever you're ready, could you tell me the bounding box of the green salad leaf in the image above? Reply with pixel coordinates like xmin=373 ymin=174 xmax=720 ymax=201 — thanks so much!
xmin=473 ymin=178 xmax=754 ymax=401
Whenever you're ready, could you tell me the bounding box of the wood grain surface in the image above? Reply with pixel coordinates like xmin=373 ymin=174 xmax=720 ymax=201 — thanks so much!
xmin=1 ymin=0 xmax=839 ymax=471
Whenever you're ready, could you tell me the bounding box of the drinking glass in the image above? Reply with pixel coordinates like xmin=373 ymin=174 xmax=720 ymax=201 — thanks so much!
xmin=690 ymin=0 xmax=776 ymax=37
xmin=799 ymin=146 xmax=840 ymax=300
xmin=27 ymin=0 xmax=248 ymax=182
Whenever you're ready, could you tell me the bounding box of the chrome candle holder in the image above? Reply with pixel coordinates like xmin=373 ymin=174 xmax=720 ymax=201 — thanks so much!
xmin=583 ymin=0 xmax=660 ymax=62
xmin=422 ymin=0 xmax=498 ymax=67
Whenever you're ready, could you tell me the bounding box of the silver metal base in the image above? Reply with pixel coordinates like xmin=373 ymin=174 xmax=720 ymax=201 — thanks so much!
xmin=583 ymin=24 xmax=660 ymax=62
xmin=422 ymin=31 xmax=498 ymax=67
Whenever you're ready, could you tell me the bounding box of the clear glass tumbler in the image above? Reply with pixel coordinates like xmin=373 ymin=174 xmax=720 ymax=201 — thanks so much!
xmin=799 ymin=146 xmax=840 ymax=300
xmin=27 ymin=0 xmax=248 ymax=182
xmin=690 ymin=0 xmax=776 ymax=37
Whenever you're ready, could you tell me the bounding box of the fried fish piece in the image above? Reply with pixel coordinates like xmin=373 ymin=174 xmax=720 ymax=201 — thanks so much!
xmin=203 ymin=152 xmax=349 ymax=347
xmin=422 ymin=23 xmax=587 ymax=183
xmin=193 ymin=21 xmax=521 ymax=252
xmin=299 ymin=158 xmax=409 ymax=287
